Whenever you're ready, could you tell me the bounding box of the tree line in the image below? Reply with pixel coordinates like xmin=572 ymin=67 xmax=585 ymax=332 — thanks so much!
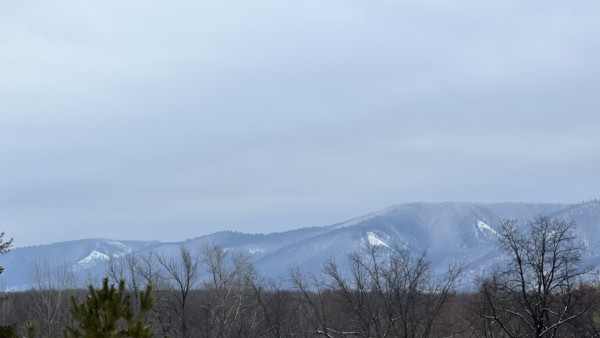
xmin=1 ymin=216 xmax=600 ymax=337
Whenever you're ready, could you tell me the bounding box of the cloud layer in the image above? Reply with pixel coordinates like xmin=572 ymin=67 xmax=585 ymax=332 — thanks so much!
xmin=2 ymin=1 xmax=600 ymax=246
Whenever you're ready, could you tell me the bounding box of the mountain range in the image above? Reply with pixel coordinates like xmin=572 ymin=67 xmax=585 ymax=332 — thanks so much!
xmin=2 ymin=200 xmax=600 ymax=291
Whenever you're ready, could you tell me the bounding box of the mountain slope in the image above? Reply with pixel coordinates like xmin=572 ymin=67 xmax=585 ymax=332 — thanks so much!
xmin=0 ymin=239 xmax=162 ymax=290
xmin=2 ymin=201 xmax=599 ymax=291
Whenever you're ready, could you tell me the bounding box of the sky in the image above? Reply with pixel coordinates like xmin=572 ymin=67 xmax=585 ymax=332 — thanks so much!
xmin=1 ymin=1 xmax=600 ymax=247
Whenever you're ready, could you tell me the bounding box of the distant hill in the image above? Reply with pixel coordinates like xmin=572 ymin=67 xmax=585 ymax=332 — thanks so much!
xmin=2 ymin=201 xmax=600 ymax=291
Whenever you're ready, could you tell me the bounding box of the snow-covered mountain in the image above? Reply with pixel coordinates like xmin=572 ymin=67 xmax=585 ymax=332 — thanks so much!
xmin=2 ymin=201 xmax=600 ymax=291
xmin=0 ymin=239 xmax=162 ymax=290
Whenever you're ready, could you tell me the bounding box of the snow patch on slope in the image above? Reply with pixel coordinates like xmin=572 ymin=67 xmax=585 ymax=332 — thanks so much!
xmin=77 ymin=250 xmax=110 ymax=266
xmin=248 ymin=246 xmax=264 ymax=254
xmin=477 ymin=221 xmax=499 ymax=237
xmin=107 ymin=241 xmax=134 ymax=256
xmin=366 ymin=232 xmax=390 ymax=248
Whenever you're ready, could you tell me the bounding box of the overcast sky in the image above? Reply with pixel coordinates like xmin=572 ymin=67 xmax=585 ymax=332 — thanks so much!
xmin=1 ymin=1 xmax=600 ymax=247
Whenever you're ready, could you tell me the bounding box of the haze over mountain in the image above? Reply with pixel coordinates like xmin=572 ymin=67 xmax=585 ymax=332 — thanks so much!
xmin=2 ymin=200 xmax=600 ymax=291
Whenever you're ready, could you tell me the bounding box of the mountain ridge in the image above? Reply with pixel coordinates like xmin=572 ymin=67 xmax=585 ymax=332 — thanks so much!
xmin=1 ymin=201 xmax=598 ymax=291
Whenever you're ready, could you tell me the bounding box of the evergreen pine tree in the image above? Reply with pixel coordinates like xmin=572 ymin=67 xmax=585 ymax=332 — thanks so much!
xmin=63 ymin=277 xmax=155 ymax=338
xmin=0 ymin=232 xmax=16 ymax=338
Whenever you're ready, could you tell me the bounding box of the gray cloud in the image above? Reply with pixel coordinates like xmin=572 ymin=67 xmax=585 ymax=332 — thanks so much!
xmin=1 ymin=0 xmax=600 ymax=246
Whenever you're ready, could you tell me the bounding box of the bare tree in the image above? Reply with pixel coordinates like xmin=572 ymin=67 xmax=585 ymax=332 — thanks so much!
xmin=477 ymin=216 xmax=598 ymax=338
xmin=0 ymin=232 xmax=12 ymax=277
xmin=136 ymin=251 xmax=164 ymax=288
xmin=107 ymin=253 xmax=143 ymax=296
xmin=290 ymin=267 xmax=338 ymax=337
xmin=157 ymin=246 xmax=200 ymax=338
xmin=200 ymin=244 xmax=256 ymax=338
xmin=323 ymin=250 xmax=387 ymax=337
xmin=323 ymin=243 xmax=462 ymax=338
xmin=249 ymin=275 xmax=298 ymax=338
xmin=29 ymin=257 xmax=77 ymax=337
